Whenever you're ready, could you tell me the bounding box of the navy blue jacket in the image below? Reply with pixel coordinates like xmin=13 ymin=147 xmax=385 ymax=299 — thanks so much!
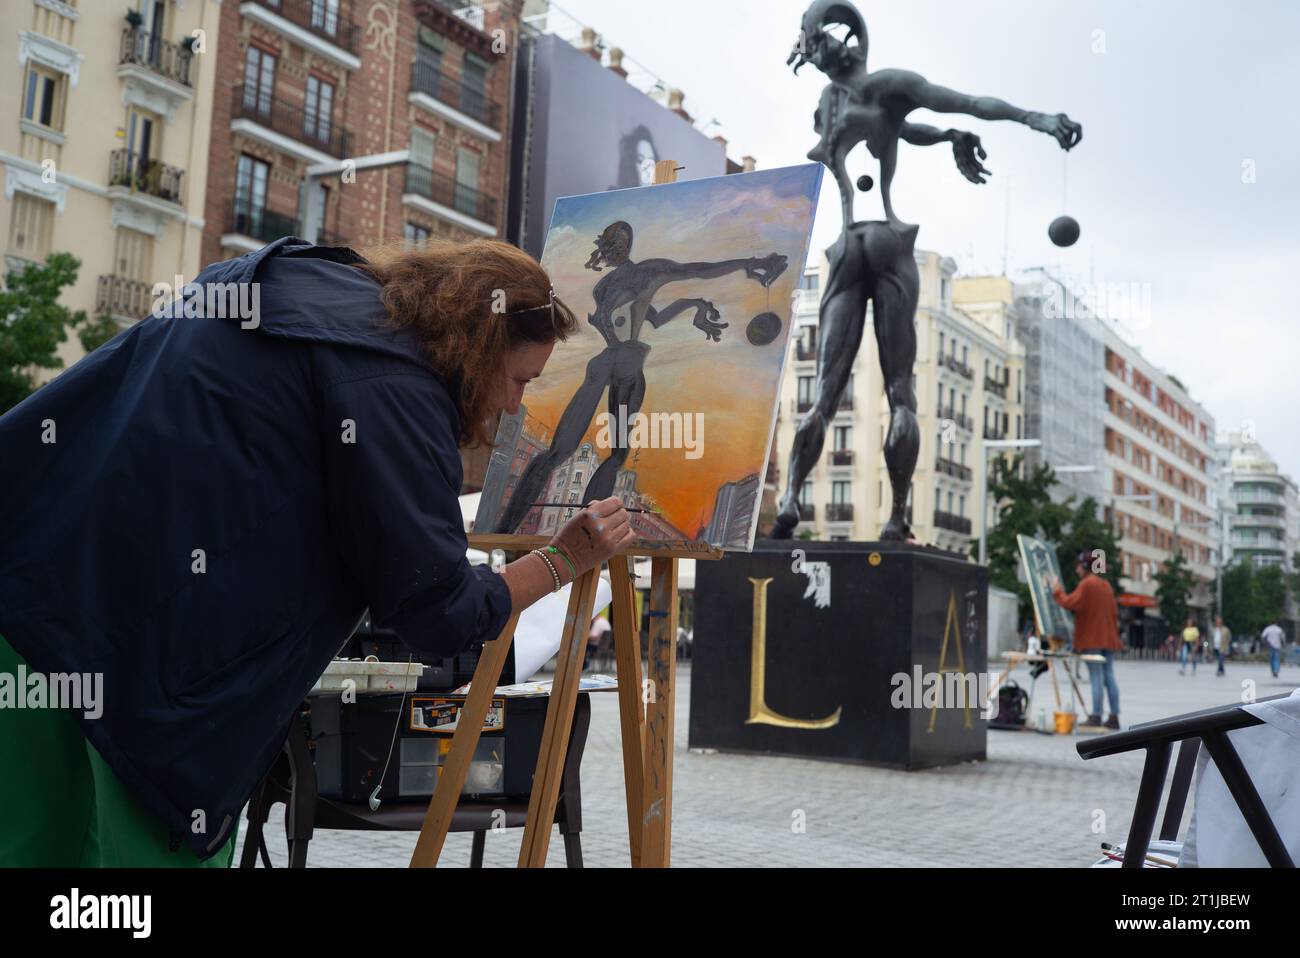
xmin=0 ymin=238 xmax=512 ymax=859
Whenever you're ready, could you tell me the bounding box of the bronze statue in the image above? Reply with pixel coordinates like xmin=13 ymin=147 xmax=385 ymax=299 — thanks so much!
xmin=771 ymin=0 xmax=1082 ymax=541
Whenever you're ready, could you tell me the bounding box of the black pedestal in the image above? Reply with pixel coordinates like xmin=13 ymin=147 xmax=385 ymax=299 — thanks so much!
xmin=689 ymin=541 xmax=988 ymax=769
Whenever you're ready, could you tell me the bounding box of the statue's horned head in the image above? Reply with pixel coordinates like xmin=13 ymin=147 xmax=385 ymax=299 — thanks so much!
xmin=585 ymin=221 xmax=634 ymax=271
xmin=788 ymin=0 xmax=868 ymax=75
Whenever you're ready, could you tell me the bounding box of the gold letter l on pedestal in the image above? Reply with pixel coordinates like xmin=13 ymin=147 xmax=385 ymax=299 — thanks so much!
xmin=746 ymin=577 xmax=842 ymax=729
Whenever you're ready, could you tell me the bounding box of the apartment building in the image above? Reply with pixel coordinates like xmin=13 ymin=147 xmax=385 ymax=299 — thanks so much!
xmin=201 ymin=0 xmax=522 ymax=267
xmin=772 ymin=252 xmax=1025 ymax=552
xmin=1216 ymin=431 xmax=1299 ymax=569
xmin=3 ymin=0 xmax=220 ymax=371
xmin=1101 ymin=322 xmax=1218 ymax=615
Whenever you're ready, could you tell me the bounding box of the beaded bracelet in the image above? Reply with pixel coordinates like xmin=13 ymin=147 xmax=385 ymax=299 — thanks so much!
xmin=530 ymin=549 xmax=562 ymax=592
xmin=545 ymin=544 xmax=578 ymax=582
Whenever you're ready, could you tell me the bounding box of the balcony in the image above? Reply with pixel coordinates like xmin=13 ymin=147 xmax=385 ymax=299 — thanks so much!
xmin=1234 ymin=489 xmax=1284 ymax=506
xmin=795 ymin=335 xmax=817 ymax=361
xmin=95 ymin=275 xmax=151 ymax=322
xmin=984 ymin=377 xmax=1007 ymax=399
xmin=119 ymin=27 xmax=193 ymax=88
xmin=831 ymin=449 xmax=854 ymax=467
xmin=933 ymin=510 xmax=973 ymax=535
xmin=983 ymin=426 xmax=1007 ymax=441
xmin=231 ymin=85 xmax=353 ymax=162
xmin=796 ymin=399 xmax=813 ymax=414
xmin=938 ymin=408 xmax=972 ymax=432
xmin=242 ymin=0 xmax=361 ymax=69
xmin=403 ymin=163 xmax=498 ymax=235
xmin=943 ymin=355 xmax=974 ymax=380
xmin=935 ymin=457 xmax=973 ymax=482
xmin=409 ymin=61 xmax=501 ymax=140
xmin=826 ymin=503 xmax=854 ymax=522
xmin=223 ymin=202 xmax=301 ymax=250
xmin=797 ymin=503 xmax=815 ymax=522
xmin=108 ymin=149 xmax=184 ymax=205
xmin=838 ymin=394 xmax=854 ymax=412
xmin=1234 ymin=512 xmax=1286 ymax=530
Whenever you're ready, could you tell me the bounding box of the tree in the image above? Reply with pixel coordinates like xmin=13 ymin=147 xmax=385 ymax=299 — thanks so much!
xmin=1155 ymin=553 xmax=1197 ymax=633
xmin=0 ymin=253 xmax=88 ymax=413
xmin=1252 ymin=564 xmax=1287 ymax=634
xmin=78 ymin=315 xmax=121 ymax=355
xmin=1221 ymin=560 xmax=1254 ymax=637
xmin=975 ymin=454 xmax=1123 ymax=626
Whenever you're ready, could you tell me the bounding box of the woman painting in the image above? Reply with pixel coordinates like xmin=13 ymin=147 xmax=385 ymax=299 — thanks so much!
xmin=0 ymin=236 xmax=633 ymax=866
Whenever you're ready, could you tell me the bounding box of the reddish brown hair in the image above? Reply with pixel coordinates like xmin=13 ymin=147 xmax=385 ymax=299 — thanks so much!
xmin=355 ymin=239 xmax=577 ymax=448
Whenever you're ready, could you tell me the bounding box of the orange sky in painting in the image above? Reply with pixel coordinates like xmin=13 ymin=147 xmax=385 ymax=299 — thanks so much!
xmin=516 ymin=166 xmax=821 ymax=537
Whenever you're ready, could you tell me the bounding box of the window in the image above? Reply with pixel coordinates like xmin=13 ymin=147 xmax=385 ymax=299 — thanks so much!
xmin=455 ymin=147 xmax=481 ymax=217
xmin=833 ymin=426 xmax=851 ymax=450
xmin=959 ymin=495 xmax=965 ymax=517
xmin=461 ymin=53 xmax=490 ymax=120
xmin=939 ymin=331 xmax=945 ymax=358
xmin=798 ymin=481 xmax=812 ymax=507
xmin=7 ymin=192 xmax=55 ymax=260
xmin=23 ymin=64 xmax=64 ymax=130
xmin=233 ymin=154 xmax=270 ymax=235
xmin=310 ymin=0 xmax=339 ymax=35
xmin=832 ymin=481 xmax=850 ymax=505
xmin=404 ymin=222 xmax=430 ymax=249
xmin=304 ymin=75 xmax=334 ymax=143
xmin=947 ymin=491 xmax=954 ymax=513
xmin=962 ymin=345 xmax=968 ymax=366
xmin=800 ymin=273 xmax=820 ymax=292
xmin=243 ymin=46 xmax=276 ymax=114
xmin=798 ymin=376 xmax=815 ymax=406
xmin=112 ymin=227 xmax=153 ymax=281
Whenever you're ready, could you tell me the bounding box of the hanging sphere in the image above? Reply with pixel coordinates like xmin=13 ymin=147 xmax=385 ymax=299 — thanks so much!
xmin=746 ymin=312 xmax=782 ymax=346
xmin=1048 ymin=215 xmax=1081 ymax=247
xmin=856 ymin=175 xmax=874 ymax=193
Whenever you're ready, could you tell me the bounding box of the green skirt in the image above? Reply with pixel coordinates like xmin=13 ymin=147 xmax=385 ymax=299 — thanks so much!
xmin=0 ymin=633 xmax=238 ymax=867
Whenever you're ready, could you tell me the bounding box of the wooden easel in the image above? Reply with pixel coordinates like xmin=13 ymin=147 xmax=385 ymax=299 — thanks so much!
xmin=410 ymin=161 xmax=723 ymax=868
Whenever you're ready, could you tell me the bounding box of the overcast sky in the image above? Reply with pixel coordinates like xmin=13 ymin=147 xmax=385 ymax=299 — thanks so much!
xmin=555 ymin=0 xmax=1300 ymax=479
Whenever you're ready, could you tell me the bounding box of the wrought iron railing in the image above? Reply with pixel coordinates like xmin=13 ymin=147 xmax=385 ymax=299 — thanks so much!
xmin=404 ymin=162 xmax=497 ymax=226
xmin=410 ymin=60 xmax=500 ymax=128
xmin=108 ymin=149 xmax=185 ymax=204
xmin=232 ymin=85 xmax=353 ymax=158
xmin=246 ymin=0 xmax=360 ymax=55
xmin=119 ymin=27 xmax=193 ymax=87
xmin=227 ymin=202 xmax=301 ymax=244
xmin=96 ymin=274 xmax=151 ymax=320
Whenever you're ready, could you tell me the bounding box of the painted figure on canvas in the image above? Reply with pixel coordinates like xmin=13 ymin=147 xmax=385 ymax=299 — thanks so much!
xmin=475 ymin=165 xmax=822 ymax=551
xmin=492 ymin=221 xmax=788 ymax=534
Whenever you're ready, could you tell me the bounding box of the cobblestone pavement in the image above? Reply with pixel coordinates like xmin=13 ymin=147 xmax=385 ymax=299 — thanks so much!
xmin=234 ymin=658 xmax=1297 ymax=868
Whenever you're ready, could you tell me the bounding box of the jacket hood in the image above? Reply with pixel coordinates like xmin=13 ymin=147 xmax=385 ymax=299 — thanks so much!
xmin=185 ymin=236 xmax=429 ymax=368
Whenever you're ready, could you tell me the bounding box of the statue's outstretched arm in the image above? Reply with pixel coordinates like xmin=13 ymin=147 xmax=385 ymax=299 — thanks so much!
xmin=900 ymin=73 xmax=1082 ymax=150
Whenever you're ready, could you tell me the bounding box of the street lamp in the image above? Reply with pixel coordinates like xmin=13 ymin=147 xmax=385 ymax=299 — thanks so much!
xmin=979 ymin=438 xmax=1041 ymax=565
xmin=300 ymin=150 xmax=413 ymax=244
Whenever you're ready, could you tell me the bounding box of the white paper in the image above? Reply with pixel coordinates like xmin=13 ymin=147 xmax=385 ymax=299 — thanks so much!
xmin=1179 ymin=689 xmax=1300 ymax=867
xmin=511 ymin=576 xmax=614 ymax=682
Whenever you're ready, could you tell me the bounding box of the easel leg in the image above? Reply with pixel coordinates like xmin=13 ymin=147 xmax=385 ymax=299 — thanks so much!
xmin=609 ymin=555 xmax=646 ymax=868
xmin=518 ymin=568 xmax=601 ymax=867
xmin=641 ymin=557 xmax=679 ymax=867
xmin=409 ymin=612 xmax=521 ymax=868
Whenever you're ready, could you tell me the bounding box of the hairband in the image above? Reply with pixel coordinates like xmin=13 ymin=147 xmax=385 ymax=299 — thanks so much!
xmin=504 ymin=286 xmax=557 ymax=318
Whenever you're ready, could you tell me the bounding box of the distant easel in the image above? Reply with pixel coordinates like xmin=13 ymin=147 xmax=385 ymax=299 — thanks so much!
xmin=410 ymin=163 xmax=722 ymax=868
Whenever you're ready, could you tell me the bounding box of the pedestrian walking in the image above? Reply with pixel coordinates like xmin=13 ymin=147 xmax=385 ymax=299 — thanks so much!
xmin=1179 ymin=616 xmax=1200 ymax=675
xmin=1262 ymin=619 xmax=1286 ymax=678
xmin=1211 ymin=616 xmax=1231 ymax=677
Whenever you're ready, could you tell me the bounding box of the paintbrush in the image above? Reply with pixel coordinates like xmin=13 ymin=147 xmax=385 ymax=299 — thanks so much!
xmin=530 ymin=501 xmax=658 ymax=514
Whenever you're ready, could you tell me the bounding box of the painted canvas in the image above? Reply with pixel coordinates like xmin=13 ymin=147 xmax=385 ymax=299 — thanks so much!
xmin=1017 ymin=534 xmax=1076 ymax=644
xmin=474 ymin=164 xmax=823 ymax=552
